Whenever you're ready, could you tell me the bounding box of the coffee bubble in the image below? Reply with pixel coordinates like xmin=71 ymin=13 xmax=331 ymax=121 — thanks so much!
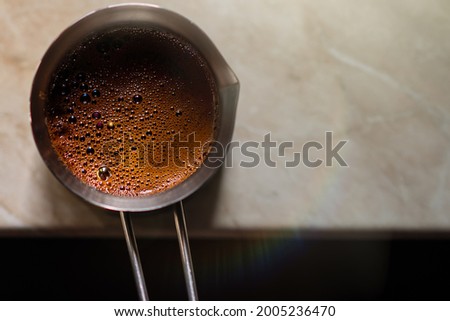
xmin=97 ymin=166 xmax=111 ymax=180
xmin=80 ymin=93 xmax=91 ymax=104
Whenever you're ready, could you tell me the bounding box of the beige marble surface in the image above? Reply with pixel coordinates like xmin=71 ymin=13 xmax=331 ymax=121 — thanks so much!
xmin=0 ymin=0 xmax=449 ymax=234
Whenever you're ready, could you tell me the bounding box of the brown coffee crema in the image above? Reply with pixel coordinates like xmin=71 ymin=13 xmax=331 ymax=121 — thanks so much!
xmin=46 ymin=27 xmax=218 ymax=196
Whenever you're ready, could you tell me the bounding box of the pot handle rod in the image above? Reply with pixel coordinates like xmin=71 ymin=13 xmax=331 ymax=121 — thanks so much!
xmin=173 ymin=201 xmax=198 ymax=301
xmin=120 ymin=211 xmax=149 ymax=301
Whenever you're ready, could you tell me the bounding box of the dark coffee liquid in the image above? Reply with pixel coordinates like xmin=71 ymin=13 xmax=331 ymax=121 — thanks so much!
xmin=46 ymin=27 xmax=217 ymax=196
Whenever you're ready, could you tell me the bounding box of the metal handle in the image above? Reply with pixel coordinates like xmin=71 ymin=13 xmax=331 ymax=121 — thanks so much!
xmin=173 ymin=201 xmax=199 ymax=301
xmin=120 ymin=211 xmax=149 ymax=301
xmin=120 ymin=202 xmax=198 ymax=301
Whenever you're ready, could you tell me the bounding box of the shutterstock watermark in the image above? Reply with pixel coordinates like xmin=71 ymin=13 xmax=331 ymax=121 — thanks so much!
xmin=101 ymin=131 xmax=349 ymax=169
xmin=213 ymin=132 xmax=348 ymax=168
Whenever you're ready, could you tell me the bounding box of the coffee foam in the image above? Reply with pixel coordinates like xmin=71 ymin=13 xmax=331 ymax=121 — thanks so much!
xmin=46 ymin=27 xmax=217 ymax=196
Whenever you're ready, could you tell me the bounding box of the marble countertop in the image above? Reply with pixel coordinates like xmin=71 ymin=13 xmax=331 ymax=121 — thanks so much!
xmin=0 ymin=0 xmax=449 ymax=235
